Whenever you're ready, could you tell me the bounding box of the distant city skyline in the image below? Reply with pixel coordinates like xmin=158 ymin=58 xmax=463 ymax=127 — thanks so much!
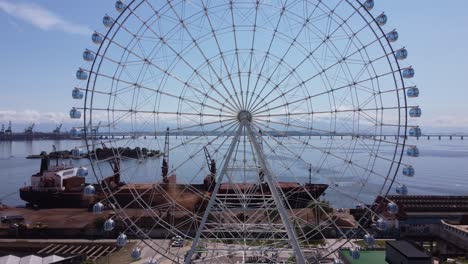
xmin=0 ymin=0 xmax=467 ymax=133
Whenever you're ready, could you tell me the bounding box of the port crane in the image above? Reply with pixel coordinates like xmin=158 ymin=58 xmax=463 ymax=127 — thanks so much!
xmin=53 ymin=124 xmax=62 ymax=137
xmin=0 ymin=124 xmax=4 ymax=141
xmin=5 ymin=121 xmax=12 ymax=140
xmin=24 ymin=123 xmax=35 ymax=133
xmin=91 ymin=121 xmax=101 ymax=139
xmin=24 ymin=123 xmax=35 ymax=140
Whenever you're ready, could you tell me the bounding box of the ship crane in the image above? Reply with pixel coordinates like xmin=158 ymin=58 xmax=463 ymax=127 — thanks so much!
xmin=203 ymin=146 xmax=217 ymax=191
xmin=203 ymin=146 xmax=216 ymax=175
xmin=100 ymin=141 xmax=121 ymax=188
xmin=161 ymin=127 xmax=170 ymax=182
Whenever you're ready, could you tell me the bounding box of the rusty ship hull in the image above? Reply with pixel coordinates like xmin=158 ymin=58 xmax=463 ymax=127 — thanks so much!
xmin=20 ymin=180 xmax=328 ymax=210
xmin=19 ymin=187 xmax=90 ymax=208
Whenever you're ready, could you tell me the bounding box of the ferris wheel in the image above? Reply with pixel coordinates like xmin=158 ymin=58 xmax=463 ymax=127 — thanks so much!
xmin=70 ymin=0 xmax=421 ymax=263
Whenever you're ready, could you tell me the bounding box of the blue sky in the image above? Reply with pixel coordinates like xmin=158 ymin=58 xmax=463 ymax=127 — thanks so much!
xmin=0 ymin=0 xmax=467 ymax=132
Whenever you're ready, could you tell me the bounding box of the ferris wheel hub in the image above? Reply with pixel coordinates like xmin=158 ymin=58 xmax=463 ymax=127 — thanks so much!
xmin=237 ymin=110 xmax=252 ymax=123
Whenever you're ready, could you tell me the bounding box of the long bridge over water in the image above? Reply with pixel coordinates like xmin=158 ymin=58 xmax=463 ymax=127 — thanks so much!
xmin=0 ymin=131 xmax=466 ymax=141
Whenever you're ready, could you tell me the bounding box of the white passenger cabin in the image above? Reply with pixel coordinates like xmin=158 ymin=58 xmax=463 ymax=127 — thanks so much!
xmin=31 ymin=164 xmax=79 ymax=191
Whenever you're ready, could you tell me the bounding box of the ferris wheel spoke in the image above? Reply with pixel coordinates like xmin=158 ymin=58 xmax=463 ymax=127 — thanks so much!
xmin=355 ymin=136 xmax=409 ymax=167
xmin=228 ymin=1 xmax=245 ymax=110
xmin=171 ymin=117 xmax=237 ymax=135
xmin=165 ymin=120 xmax=239 ymax=180
xmin=95 ymin=29 xmax=239 ymax=114
xmin=254 ymin=142 xmax=339 ymax=252
xmin=109 ymin=208 xmax=178 ymax=261
xmin=252 ymin=120 xmax=391 ymax=183
xmin=253 ymin=116 xmax=337 ymax=136
xmin=257 ymin=131 xmax=338 ymax=226
xmin=163 ymin=0 xmax=245 ymax=111
xmin=129 ymin=20 xmax=241 ymax=114
xmin=260 ymin=125 xmax=377 ymax=181
xmin=357 ymin=110 xmax=383 ymax=127
xmin=186 ymin=124 xmax=243 ymax=263
xmin=355 ymin=91 xmax=380 ymax=111
xmin=248 ymin=1 xmax=367 ymax=113
xmin=244 ymin=124 xmax=307 ymax=263
xmin=247 ymin=2 xmax=331 ymax=112
xmin=111 ymin=188 xmax=195 ymax=244
xmin=85 ymin=107 xmax=234 ymax=119
xmin=251 ymin=132 xmax=372 ymax=240
xmin=246 ymin=0 xmax=292 ymax=110
xmin=253 ymin=86 xmax=401 ymax=117
xmin=145 ymin=121 xmax=241 ymax=181
xmin=196 ymin=132 xmax=268 ymax=237
xmin=243 ymin=0 xmax=261 ymax=111
xmin=84 ymin=69 xmax=234 ymax=115
xmin=98 ymin=139 xmax=208 ymax=236
xmin=131 ymin=192 xmax=200 ymax=239
xmin=199 ymin=0 xmax=250 ymax=112
xmin=249 ymin=28 xmax=390 ymax=115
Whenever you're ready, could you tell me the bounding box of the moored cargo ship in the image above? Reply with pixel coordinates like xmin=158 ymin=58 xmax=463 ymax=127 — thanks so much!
xmin=19 ymin=153 xmax=328 ymax=210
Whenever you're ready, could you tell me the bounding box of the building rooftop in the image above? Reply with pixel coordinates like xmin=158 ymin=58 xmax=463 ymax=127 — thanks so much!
xmin=0 ymin=255 xmax=20 ymax=264
xmin=373 ymin=195 xmax=468 ymax=216
xmin=0 ymin=254 xmax=64 ymax=264
xmin=386 ymin=240 xmax=430 ymax=259
xmin=442 ymin=220 xmax=468 ymax=234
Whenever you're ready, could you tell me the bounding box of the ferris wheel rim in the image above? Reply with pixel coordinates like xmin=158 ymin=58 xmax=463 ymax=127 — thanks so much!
xmin=75 ymin=0 xmax=419 ymax=262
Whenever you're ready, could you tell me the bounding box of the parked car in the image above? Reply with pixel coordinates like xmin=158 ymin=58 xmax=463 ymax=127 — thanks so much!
xmin=171 ymin=240 xmax=184 ymax=247
xmin=171 ymin=235 xmax=183 ymax=242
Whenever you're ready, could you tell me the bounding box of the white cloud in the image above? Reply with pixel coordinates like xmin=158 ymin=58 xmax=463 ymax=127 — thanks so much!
xmin=0 ymin=109 xmax=180 ymax=131
xmin=0 ymin=0 xmax=91 ymax=35
xmin=1 ymin=109 xmax=466 ymax=134
xmin=420 ymin=115 xmax=468 ymax=132
xmin=0 ymin=109 xmax=70 ymax=124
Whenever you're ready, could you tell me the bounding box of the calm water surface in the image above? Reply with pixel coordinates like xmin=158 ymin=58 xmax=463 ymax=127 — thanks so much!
xmin=0 ymin=138 xmax=467 ymax=207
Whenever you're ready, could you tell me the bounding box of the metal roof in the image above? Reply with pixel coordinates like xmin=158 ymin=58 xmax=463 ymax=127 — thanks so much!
xmin=0 ymin=255 xmax=20 ymax=264
xmin=0 ymin=255 xmax=65 ymax=264
xmin=19 ymin=255 xmax=42 ymax=264
xmin=386 ymin=241 xmax=430 ymax=259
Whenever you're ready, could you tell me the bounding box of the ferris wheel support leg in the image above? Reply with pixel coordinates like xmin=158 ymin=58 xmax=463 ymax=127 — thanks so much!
xmin=185 ymin=124 xmax=244 ymax=264
xmin=245 ymin=123 xmax=306 ymax=264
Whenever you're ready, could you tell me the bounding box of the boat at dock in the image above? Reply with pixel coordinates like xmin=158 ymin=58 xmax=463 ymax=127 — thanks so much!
xmin=19 ymin=131 xmax=328 ymax=210
xmin=19 ymin=153 xmax=92 ymax=208
xmin=19 ymin=152 xmax=328 ymax=210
